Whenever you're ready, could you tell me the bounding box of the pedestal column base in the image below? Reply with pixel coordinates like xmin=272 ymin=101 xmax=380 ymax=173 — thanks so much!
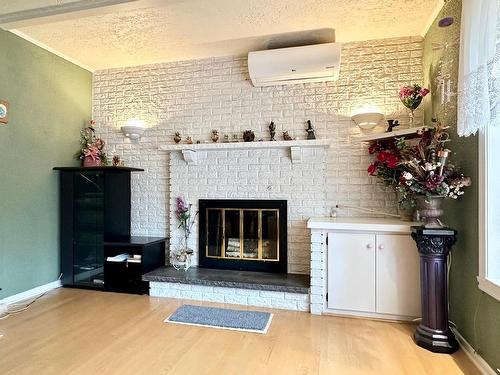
xmin=414 ymin=324 xmax=459 ymax=354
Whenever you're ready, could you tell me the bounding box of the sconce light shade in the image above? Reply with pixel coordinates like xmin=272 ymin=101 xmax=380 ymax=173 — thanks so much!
xmin=121 ymin=119 xmax=146 ymax=140
xmin=351 ymin=112 xmax=385 ymax=130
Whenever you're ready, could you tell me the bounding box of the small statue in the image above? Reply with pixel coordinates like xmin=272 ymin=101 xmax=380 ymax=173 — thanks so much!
xmin=233 ymin=134 xmax=239 ymax=143
xmin=223 ymin=134 xmax=230 ymax=143
xmin=186 ymin=136 xmax=193 ymax=144
xmin=196 ymin=140 xmax=201 ymax=144
xmin=112 ymin=155 xmax=124 ymax=167
xmin=211 ymin=129 xmax=219 ymax=143
xmin=386 ymin=119 xmax=400 ymax=132
xmin=269 ymin=121 xmax=276 ymax=141
xmin=243 ymin=130 xmax=255 ymax=142
xmin=305 ymin=120 xmax=316 ymax=140
xmin=283 ymin=131 xmax=293 ymax=141
xmin=173 ymin=131 xmax=181 ymax=144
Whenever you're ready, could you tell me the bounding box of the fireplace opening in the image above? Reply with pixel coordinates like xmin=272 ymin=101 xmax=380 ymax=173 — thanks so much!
xmin=199 ymin=199 xmax=287 ymax=273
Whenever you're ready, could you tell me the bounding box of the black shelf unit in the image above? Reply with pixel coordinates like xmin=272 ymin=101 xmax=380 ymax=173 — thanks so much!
xmin=104 ymin=237 xmax=166 ymax=294
xmin=53 ymin=166 xmax=164 ymax=294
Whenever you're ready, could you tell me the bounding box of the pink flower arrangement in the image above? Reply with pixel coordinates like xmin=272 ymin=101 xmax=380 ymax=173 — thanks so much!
xmin=75 ymin=120 xmax=108 ymax=165
xmin=399 ymin=84 xmax=430 ymax=110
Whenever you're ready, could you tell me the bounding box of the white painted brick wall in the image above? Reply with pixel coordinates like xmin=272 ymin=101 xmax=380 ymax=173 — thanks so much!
xmin=92 ymin=36 xmax=424 ymax=274
xmin=150 ymin=282 xmax=310 ymax=312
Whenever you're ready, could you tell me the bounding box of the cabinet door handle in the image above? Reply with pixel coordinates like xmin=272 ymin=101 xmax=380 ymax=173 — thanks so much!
xmin=378 ymin=244 xmax=384 ymax=250
xmin=366 ymin=244 xmax=373 ymax=249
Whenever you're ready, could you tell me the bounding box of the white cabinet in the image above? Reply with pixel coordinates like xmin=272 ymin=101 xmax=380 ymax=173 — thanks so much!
xmin=375 ymin=234 xmax=421 ymax=317
xmin=327 ymin=232 xmax=376 ymax=312
xmin=327 ymin=231 xmax=420 ymax=319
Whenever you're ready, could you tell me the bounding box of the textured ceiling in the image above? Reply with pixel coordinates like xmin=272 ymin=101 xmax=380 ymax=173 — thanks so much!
xmin=11 ymin=0 xmax=441 ymax=70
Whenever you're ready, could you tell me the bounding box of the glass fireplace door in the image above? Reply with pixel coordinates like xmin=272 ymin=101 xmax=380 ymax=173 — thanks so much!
xmin=205 ymin=208 xmax=279 ymax=262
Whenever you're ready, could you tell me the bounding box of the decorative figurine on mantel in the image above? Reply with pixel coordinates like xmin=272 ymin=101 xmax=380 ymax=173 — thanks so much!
xmin=386 ymin=119 xmax=400 ymax=132
xmin=186 ymin=136 xmax=193 ymax=144
xmin=305 ymin=120 xmax=316 ymax=140
xmin=223 ymin=134 xmax=230 ymax=143
xmin=112 ymin=155 xmax=125 ymax=167
xmin=233 ymin=134 xmax=239 ymax=142
xmin=173 ymin=131 xmax=181 ymax=144
xmin=269 ymin=121 xmax=276 ymax=141
xmin=243 ymin=130 xmax=255 ymax=142
xmin=283 ymin=131 xmax=293 ymax=141
xmin=211 ymin=129 xmax=219 ymax=142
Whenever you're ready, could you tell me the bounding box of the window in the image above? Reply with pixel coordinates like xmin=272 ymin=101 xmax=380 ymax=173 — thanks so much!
xmin=479 ymin=125 xmax=500 ymax=301
xmin=458 ymin=0 xmax=500 ymax=301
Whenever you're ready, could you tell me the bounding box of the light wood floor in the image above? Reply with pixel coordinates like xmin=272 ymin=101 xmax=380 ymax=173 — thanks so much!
xmin=0 ymin=288 xmax=478 ymax=375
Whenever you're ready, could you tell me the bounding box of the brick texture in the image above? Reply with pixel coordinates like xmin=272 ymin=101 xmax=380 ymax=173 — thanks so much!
xmin=150 ymin=282 xmax=310 ymax=312
xmin=92 ymin=36 xmax=424 ymax=274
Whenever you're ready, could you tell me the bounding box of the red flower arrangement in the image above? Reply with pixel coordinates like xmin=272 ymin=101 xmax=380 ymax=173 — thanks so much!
xmin=367 ymin=122 xmax=471 ymax=209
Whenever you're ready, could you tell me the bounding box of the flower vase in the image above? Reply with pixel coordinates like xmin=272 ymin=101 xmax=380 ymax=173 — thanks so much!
xmin=170 ymin=237 xmax=193 ymax=271
xmin=83 ymin=156 xmax=100 ymax=167
xmin=417 ymin=196 xmax=444 ymax=228
xmin=408 ymin=109 xmax=415 ymax=128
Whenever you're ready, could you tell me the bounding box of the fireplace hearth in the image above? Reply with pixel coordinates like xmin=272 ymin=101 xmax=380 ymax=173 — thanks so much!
xmin=198 ymin=199 xmax=287 ymax=273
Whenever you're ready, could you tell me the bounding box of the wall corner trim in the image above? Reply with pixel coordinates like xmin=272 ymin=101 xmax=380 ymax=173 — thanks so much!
xmin=451 ymin=327 xmax=498 ymax=375
xmin=0 ymin=280 xmax=62 ymax=306
xmin=8 ymin=29 xmax=94 ymax=72
xmin=420 ymin=0 xmax=446 ymax=37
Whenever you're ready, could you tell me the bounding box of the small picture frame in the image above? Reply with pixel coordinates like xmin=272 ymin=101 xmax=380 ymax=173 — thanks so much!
xmin=0 ymin=100 xmax=9 ymax=124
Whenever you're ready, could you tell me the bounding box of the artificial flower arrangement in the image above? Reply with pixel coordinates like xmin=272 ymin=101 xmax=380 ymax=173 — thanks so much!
xmin=399 ymin=84 xmax=430 ymax=127
xmin=171 ymin=197 xmax=198 ymax=270
xmin=367 ymin=122 xmax=471 ymax=222
xmin=75 ymin=120 xmax=108 ymax=166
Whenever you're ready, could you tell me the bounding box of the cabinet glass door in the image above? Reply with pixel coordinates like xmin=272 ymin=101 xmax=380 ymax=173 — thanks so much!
xmin=73 ymin=172 xmax=104 ymax=288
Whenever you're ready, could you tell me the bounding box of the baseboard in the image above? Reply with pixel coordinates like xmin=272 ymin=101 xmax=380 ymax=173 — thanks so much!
xmin=0 ymin=280 xmax=62 ymax=306
xmin=451 ymin=327 xmax=498 ymax=375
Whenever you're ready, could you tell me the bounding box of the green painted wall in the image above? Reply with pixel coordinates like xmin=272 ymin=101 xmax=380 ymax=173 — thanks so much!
xmin=423 ymin=0 xmax=500 ymax=370
xmin=0 ymin=30 xmax=92 ymax=299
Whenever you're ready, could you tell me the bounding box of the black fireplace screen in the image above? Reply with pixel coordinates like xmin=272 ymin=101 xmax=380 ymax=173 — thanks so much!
xmin=199 ymin=200 xmax=287 ymax=273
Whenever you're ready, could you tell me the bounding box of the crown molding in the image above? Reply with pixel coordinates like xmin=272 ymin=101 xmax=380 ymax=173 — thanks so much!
xmin=9 ymin=29 xmax=94 ymax=72
xmin=0 ymin=0 xmax=139 ymax=29
xmin=421 ymin=0 xmax=446 ymax=37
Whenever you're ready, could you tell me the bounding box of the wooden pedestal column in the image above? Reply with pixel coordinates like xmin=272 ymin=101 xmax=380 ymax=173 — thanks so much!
xmin=411 ymin=226 xmax=458 ymax=354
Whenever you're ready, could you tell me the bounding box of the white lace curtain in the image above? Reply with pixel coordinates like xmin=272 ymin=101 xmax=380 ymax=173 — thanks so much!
xmin=457 ymin=0 xmax=500 ymax=136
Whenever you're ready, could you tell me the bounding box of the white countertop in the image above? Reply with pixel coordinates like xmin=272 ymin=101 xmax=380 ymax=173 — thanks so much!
xmin=307 ymin=217 xmax=421 ymax=233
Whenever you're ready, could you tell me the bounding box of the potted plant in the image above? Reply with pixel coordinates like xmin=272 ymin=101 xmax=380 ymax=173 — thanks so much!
xmin=367 ymin=122 xmax=471 ymax=227
xmin=75 ymin=120 xmax=108 ymax=167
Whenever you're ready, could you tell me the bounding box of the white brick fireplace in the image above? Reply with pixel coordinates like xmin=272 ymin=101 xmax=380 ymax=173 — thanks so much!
xmin=92 ymin=36 xmax=424 ymax=279
xmin=167 ymin=146 xmax=328 ymax=273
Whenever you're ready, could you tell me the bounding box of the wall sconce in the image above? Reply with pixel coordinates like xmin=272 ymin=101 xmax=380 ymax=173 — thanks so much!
xmin=351 ymin=107 xmax=385 ymax=130
xmin=121 ymin=119 xmax=146 ymax=140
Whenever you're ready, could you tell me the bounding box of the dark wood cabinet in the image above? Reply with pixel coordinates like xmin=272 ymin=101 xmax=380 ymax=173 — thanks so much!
xmin=54 ymin=167 xmax=165 ymax=294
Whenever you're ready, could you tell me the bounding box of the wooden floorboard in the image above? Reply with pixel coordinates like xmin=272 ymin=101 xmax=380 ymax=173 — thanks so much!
xmin=0 ymin=288 xmax=479 ymax=375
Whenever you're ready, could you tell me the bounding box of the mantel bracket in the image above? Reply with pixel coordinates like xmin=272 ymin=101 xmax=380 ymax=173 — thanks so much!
xmin=181 ymin=149 xmax=197 ymax=165
xmin=290 ymin=146 xmax=302 ymax=163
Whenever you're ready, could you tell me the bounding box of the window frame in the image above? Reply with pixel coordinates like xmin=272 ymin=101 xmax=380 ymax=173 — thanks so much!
xmin=478 ymin=127 xmax=500 ymax=301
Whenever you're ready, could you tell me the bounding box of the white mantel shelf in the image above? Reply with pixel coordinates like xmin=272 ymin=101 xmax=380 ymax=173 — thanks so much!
xmin=159 ymin=139 xmax=332 ymax=164
xmin=307 ymin=217 xmax=421 ymax=233
xmin=353 ymin=127 xmax=431 ymax=143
